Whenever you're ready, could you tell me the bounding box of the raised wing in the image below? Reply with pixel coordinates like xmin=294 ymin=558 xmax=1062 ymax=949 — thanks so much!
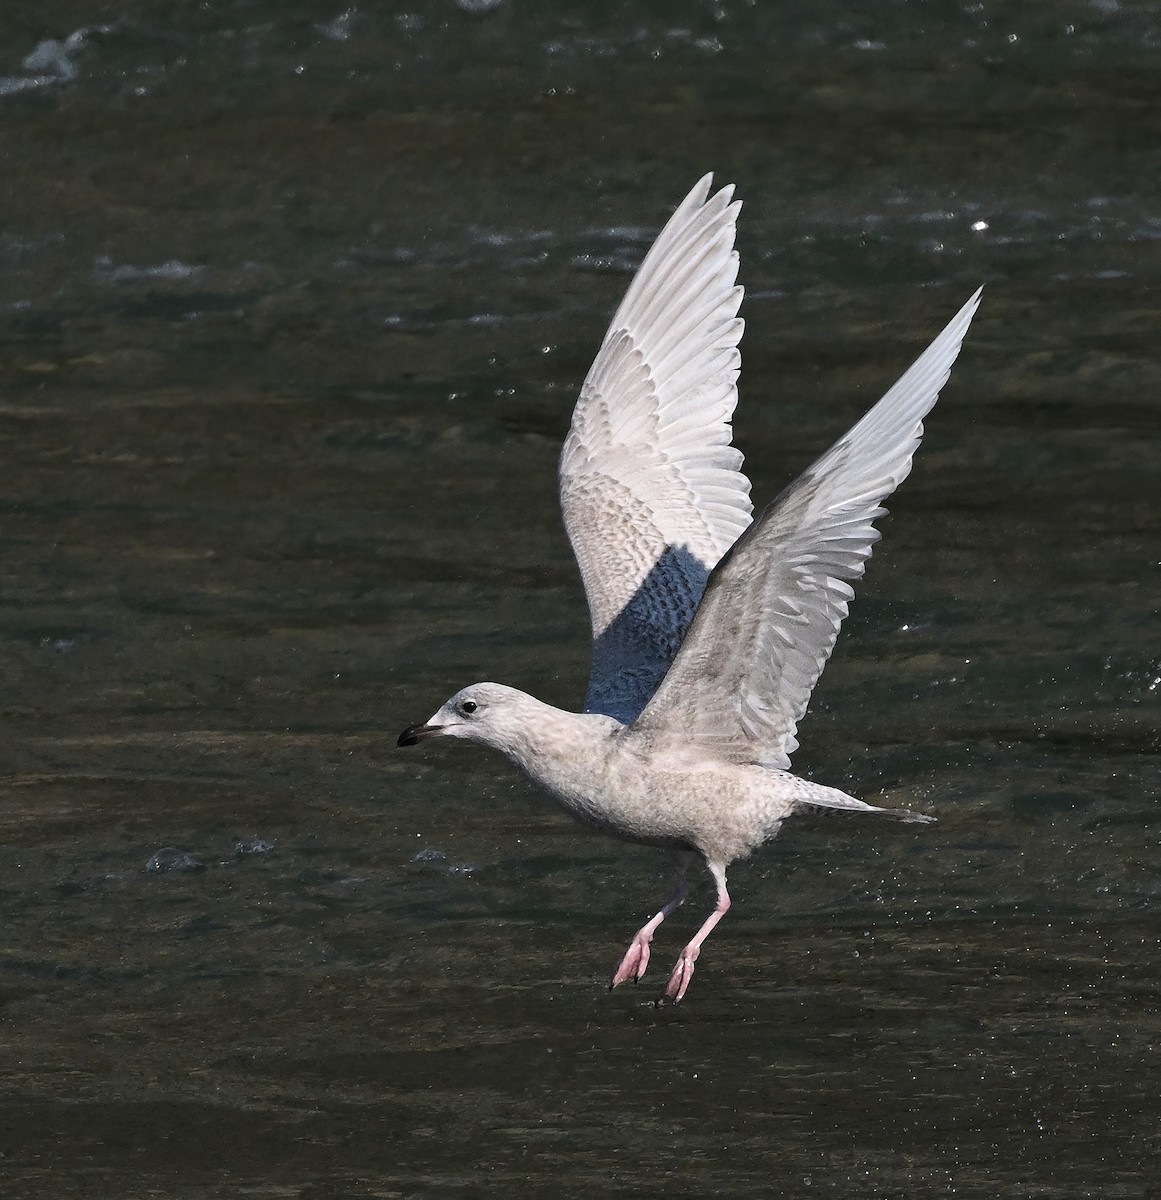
xmin=559 ymin=175 xmax=753 ymax=723
xmin=633 ymin=288 xmax=983 ymax=766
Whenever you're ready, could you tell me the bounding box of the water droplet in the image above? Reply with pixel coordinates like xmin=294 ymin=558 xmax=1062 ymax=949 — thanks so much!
xmin=235 ymin=837 xmax=275 ymax=856
xmin=145 ymin=847 xmax=202 ymax=873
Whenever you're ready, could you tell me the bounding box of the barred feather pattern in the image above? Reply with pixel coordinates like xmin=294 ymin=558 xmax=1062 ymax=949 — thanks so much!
xmin=560 ymin=175 xmax=753 ymax=721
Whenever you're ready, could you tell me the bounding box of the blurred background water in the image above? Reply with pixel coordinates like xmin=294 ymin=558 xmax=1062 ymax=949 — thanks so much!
xmin=0 ymin=2 xmax=1158 ymax=1197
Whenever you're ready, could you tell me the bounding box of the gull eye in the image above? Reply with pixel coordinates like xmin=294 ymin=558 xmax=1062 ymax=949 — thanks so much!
xmin=460 ymin=700 xmax=478 ymax=715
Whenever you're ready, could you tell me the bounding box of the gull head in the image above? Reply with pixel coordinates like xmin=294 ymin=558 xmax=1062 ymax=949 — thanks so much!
xmin=398 ymin=682 xmax=545 ymax=755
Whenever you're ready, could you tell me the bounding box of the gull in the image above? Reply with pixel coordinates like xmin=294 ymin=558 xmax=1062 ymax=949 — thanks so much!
xmin=399 ymin=176 xmax=981 ymax=1002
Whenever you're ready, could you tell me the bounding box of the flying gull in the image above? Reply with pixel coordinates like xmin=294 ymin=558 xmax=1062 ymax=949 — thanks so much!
xmin=400 ymin=176 xmax=982 ymax=1002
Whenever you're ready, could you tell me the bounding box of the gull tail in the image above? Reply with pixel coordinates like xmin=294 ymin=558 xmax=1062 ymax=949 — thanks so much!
xmin=793 ymin=792 xmax=937 ymax=824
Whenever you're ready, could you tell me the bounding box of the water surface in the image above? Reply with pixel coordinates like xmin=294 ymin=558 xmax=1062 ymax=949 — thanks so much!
xmin=0 ymin=2 xmax=1158 ymax=1197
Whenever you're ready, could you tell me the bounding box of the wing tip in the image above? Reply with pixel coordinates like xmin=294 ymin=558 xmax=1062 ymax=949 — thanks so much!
xmin=956 ymin=283 xmax=985 ymax=328
xmin=685 ymin=172 xmax=741 ymax=217
xmin=688 ymin=172 xmax=715 ymax=205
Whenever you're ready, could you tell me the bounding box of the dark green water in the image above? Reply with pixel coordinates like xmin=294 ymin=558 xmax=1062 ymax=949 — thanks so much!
xmin=0 ymin=3 xmax=1157 ymax=1196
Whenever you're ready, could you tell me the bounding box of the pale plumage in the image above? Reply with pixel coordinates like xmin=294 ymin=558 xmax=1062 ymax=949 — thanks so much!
xmin=400 ymin=176 xmax=981 ymax=1002
xmin=635 ymin=284 xmax=982 ymax=770
xmin=559 ymin=177 xmax=752 ymax=722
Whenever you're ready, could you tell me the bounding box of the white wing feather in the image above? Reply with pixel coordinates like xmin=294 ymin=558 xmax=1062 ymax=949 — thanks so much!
xmin=559 ymin=175 xmax=753 ymax=722
xmin=633 ymin=288 xmax=983 ymax=767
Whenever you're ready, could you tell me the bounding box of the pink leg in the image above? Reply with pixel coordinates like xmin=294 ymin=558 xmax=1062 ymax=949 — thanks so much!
xmin=609 ymin=858 xmax=691 ymax=989
xmin=662 ymin=862 xmax=730 ymax=1003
